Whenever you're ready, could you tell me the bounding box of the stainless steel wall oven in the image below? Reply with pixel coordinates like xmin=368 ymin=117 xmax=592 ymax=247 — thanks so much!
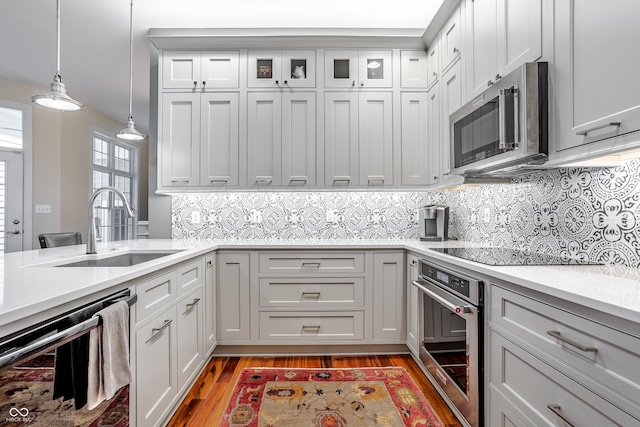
xmin=412 ymin=258 xmax=484 ymax=427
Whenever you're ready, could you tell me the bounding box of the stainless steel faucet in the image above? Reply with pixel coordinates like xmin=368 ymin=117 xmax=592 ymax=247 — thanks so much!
xmin=87 ymin=186 xmax=135 ymax=254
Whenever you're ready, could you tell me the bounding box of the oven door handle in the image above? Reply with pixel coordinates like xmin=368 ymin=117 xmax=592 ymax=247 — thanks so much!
xmin=412 ymin=280 xmax=472 ymax=316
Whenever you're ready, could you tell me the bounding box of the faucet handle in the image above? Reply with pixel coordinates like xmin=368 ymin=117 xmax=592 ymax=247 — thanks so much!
xmin=94 ymin=217 xmax=102 ymax=242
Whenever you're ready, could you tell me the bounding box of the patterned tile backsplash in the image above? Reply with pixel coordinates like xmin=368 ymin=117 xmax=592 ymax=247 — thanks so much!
xmin=172 ymin=159 xmax=640 ymax=267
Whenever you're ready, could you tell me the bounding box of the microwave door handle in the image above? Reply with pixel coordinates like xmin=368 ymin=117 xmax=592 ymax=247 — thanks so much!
xmin=499 ymin=89 xmax=506 ymax=150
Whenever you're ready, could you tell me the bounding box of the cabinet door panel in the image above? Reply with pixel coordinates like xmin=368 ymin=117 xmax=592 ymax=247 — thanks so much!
xmin=135 ymin=308 xmax=177 ymax=427
xmin=441 ymin=6 xmax=462 ymax=72
xmin=466 ymin=0 xmax=498 ymax=98
xmin=162 ymin=51 xmax=200 ymax=89
xmin=359 ymin=92 xmax=393 ymax=186
xmin=161 ymin=93 xmax=200 ymax=187
xmin=204 ymin=254 xmax=216 ymax=354
xmin=498 ymin=0 xmax=542 ymax=76
xmin=401 ymin=50 xmax=428 ymax=88
xmin=554 ymin=0 xmax=640 ymax=153
xmin=201 ymin=51 xmax=239 ymax=88
xmin=282 ymin=92 xmax=316 ymax=186
xmin=401 ymin=92 xmax=429 ymax=185
xmin=217 ymin=253 xmax=250 ymax=342
xmin=177 ymin=288 xmax=203 ymax=390
xmin=200 ymin=93 xmax=239 ymax=186
xmin=282 ymin=50 xmax=316 ymax=88
xmin=324 ymin=92 xmax=359 ymax=185
xmin=359 ymin=51 xmax=393 ymax=88
xmin=427 ymin=40 xmax=440 ymax=88
xmin=247 ymin=92 xmax=282 ymax=186
xmin=248 ymin=50 xmax=282 ymax=88
xmin=372 ymin=252 xmax=405 ymax=341
xmin=427 ymin=83 xmax=441 ymax=185
xmin=406 ymin=255 xmax=420 ymax=356
xmin=441 ymin=60 xmax=463 ymax=177
xmin=324 ymin=50 xmax=359 ymax=88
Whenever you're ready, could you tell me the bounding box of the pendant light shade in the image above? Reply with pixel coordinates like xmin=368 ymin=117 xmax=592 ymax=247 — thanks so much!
xmin=116 ymin=0 xmax=145 ymax=141
xmin=32 ymin=0 xmax=84 ymax=112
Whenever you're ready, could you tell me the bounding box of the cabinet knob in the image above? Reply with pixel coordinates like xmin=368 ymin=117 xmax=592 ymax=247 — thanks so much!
xmin=495 ymin=74 xmax=502 ymax=80
xmin=202 ymin=81 xmax=206 ymax=86
xmin=352 ymin=81 xmax=356 ymax=87
xmin=487 ymin=80 xmax=494 ymax=86
xmin=433 ymin=175 xmax=439 ymax=180
xmin=193 ymin=81 xmax=197 ymax=87
xmin=433 ymin=72 xmax=438 ymax=77
xmin=207 ymin=260 xmax=213 ymax=267
xmin=360 ymin=81 xmax=364 ymax=86
xmin=453 ymin=47 xmax=459 ymax=54
xmin=275 ymin=80 xmax=279 ymax=85
xmin=284 ymin=80 xmax=288 ymax=85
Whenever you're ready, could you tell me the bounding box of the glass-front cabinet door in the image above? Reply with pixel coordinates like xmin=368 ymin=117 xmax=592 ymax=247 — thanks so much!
xmin=248 ymin=50 xmax=315 ymax=88
xmin=325 ymin=50 xmax=392 ymax=88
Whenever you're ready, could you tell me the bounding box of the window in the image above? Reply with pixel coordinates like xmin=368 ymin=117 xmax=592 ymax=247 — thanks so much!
xmin=92 ymin=132 xmax=138 ymax=242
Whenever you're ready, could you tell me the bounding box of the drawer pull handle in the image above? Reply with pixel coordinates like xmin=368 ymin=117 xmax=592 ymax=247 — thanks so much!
xmin=302 ymin=291 xmax=321 ymax=299
xmin=289 ymin=179 xmax=307 ymax=185
xmin=547 ymin=331 xmax=597 ymax=353
xmin=332 ymin=179 xmax=350 ymax=185
xmin=209 ymin=179 xmax=228 ymax=184
xmin=302 ymin=325 xmax=321 ymax=332
xmin=184 ymin=298 xmax=201 ymax=313
xmin=302 ymin=262 xmax=321 ymax=269
xmin=547 ymin=404 xmax=576 ymax=427
xmin=171 ymin=180 xmax=189 ymax=184
xmin=146 ymin=319 xmax=172 ymax=343
xmin=576 ymin=122 xmax=620 ymax=136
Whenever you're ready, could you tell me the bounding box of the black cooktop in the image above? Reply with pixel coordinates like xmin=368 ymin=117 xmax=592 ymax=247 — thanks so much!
xmin=430 ymin=247 xmax=600 ymax=266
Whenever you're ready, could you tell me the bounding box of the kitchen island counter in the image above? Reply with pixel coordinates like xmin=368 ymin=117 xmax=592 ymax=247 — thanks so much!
xmin=1 ymin=238 xmax=639 ymax=337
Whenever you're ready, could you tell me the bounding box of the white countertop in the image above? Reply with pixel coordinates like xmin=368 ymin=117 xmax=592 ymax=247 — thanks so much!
xmin=1 ymin=238 xmax=639 ymax=337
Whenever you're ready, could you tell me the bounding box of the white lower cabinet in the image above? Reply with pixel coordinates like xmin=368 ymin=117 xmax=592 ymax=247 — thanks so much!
xmin=176 ymin=288 xmax=204 ymax=390
xmin=406 ymin=254 xmax=420 ymax=357
xmin=217 ymin=252 xmax=251 ymax=342
xmin=131 ymin=256 xmax=208 ymax=427
xmin=259 ymin=312 xmax=364 ymax=342
xmin=372 ymin=252 xmax=405 ymax=342
xmin=135 ymin=306 xmax=178 ymax=427
xmin=488 ymin=283 xmax=640 ymax=426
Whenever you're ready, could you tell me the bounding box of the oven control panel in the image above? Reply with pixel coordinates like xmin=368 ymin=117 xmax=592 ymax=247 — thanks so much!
xmin=420 ymin=261 xmax=481 ymax=301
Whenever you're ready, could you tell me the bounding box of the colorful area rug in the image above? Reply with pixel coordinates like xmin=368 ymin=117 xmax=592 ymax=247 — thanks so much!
xmin=220 ymin=367 xmax=444 ymax=426
xmin=0 ymin=364 xmax=128 ymax=427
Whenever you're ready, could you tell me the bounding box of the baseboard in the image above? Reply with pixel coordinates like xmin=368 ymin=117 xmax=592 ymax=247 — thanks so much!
xmin=211 ymin=344 xmax=410 ymax=357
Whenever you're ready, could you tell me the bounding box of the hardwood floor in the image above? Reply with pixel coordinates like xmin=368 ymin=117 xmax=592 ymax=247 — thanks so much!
xmin=167 ymin=354 xmax=463 ymax=426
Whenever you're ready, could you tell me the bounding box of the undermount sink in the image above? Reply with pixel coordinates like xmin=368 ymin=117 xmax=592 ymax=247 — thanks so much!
xmin=56 ymin=251 xmax=184 ymax=267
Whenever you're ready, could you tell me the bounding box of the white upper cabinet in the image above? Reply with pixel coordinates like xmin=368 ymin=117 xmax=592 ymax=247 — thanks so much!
xmin=400 ymin=50 xmax=429 ymax=88
xmin=441 ymin=59 xmax=464 ymax=177
xmin=440 ymin=5 xmax=462 ymax=72
xmin=200 ymin=93 xmax=240 ymax=187
xmin=325 ymin=50 xmax=393 ymax=88
xmin=427 ymin=82 xmax=441 ymax=186
xmin=551 ymin=0 xmax=640 ymax=161
xmin=281 ymin=92 xmax=316 ymax=187
xmin=401 ymin=92 xmax=429 ymax=186
xmin=324 ymin=92 xmax=359 ymax=186
xmin=161 ymin=93 xmax=200 ymax=187
xmin=465 ymin=0 xmax=542 ymax=99
xmin=248 ymin=50 xmax=316 ymax=88
xmin=162 ymin=51 xmax=239 ymax=90
xmin=247 ymin=92 xmax=282 ymax=187
xmin=426 ymin=39 xmax=440 ymax=88
xmin=359 ymin=92 xmax=393 ymax=186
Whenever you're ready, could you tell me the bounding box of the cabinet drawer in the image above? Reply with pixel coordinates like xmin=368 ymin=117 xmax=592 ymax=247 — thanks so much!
xmin=258 ymin=312 xmax=364 ymax=342
xmin=490 ymin=331 xmax=638 ymax=426
xmin=259 ymin=278 xmax=364 ymax=308
xmin=177 ymin=259 xmax=203 ymax=296
xmin=491 ymin=285 xmax=640 ymax=417
xmin=135 ymin=271 xmax=176 ymax=322
xmin=259 ymin=252 xmax=365 ymax=274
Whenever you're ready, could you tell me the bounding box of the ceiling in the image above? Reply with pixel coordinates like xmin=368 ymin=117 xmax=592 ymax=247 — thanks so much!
xmin=0 ymin=0 xmax=443 ymax=136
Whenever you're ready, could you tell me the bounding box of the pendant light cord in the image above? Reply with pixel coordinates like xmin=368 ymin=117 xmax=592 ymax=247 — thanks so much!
xmin=128 ymin=0 xmax=134 ymax=118
xmin=56 ymin=0 xmax=61 ymax=78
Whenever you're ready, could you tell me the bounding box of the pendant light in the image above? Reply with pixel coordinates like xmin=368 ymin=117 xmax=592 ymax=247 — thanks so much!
xmin=116 ymin=0 xmax=146 ymax=141
xmin=31 ymin=0 xmax=84 ymax=112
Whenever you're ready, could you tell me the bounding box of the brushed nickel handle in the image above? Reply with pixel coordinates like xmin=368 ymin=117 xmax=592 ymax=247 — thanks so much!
xmin=547 ymin=404 xmax=576 ymax=427
xmin=547 ymin=331 xmax=597 ymax=353
xmin=146 ymin=320 xmax=172 ymax=344
xmin=6 ymin=230 xmax=20 ymax=235
xmin=209 ymin=179 xmax=228 ymax=184
xmin=302 ymin=325 xmax=321 ymax=332
xmin=576 ymin=122 xmax=621 ymax=136
xmin=301 ymin=291 xmax=321 ymax=299
xmin=256 ymin=179 xmax=272 ymax=185
xmin=171 ymin=180 xmax=189 ymax=184
xmin=184 ymin=298 xmax=201 ymax=314
xmin=333 ymin=179 xmax=350 ymax=185
xmin=368 ymin=178 xmax=385 ymax=185
xmin=289 ymin=179 xmax=307 ymax=185
xmin=301 ymin=262 xmax=321 ymax=269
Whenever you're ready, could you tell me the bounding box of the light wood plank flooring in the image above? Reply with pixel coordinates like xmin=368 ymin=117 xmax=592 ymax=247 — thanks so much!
xmin=167 ymin=354 xmax=462 ymax=426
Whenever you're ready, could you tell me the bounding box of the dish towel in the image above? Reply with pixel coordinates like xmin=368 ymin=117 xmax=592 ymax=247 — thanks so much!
xmin=87 ymin=300 xmax=133 ymax=410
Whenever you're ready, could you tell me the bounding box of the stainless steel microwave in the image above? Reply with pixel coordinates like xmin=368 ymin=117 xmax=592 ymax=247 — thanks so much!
xmin=450 ymin=62 xmax=549 ymax=177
